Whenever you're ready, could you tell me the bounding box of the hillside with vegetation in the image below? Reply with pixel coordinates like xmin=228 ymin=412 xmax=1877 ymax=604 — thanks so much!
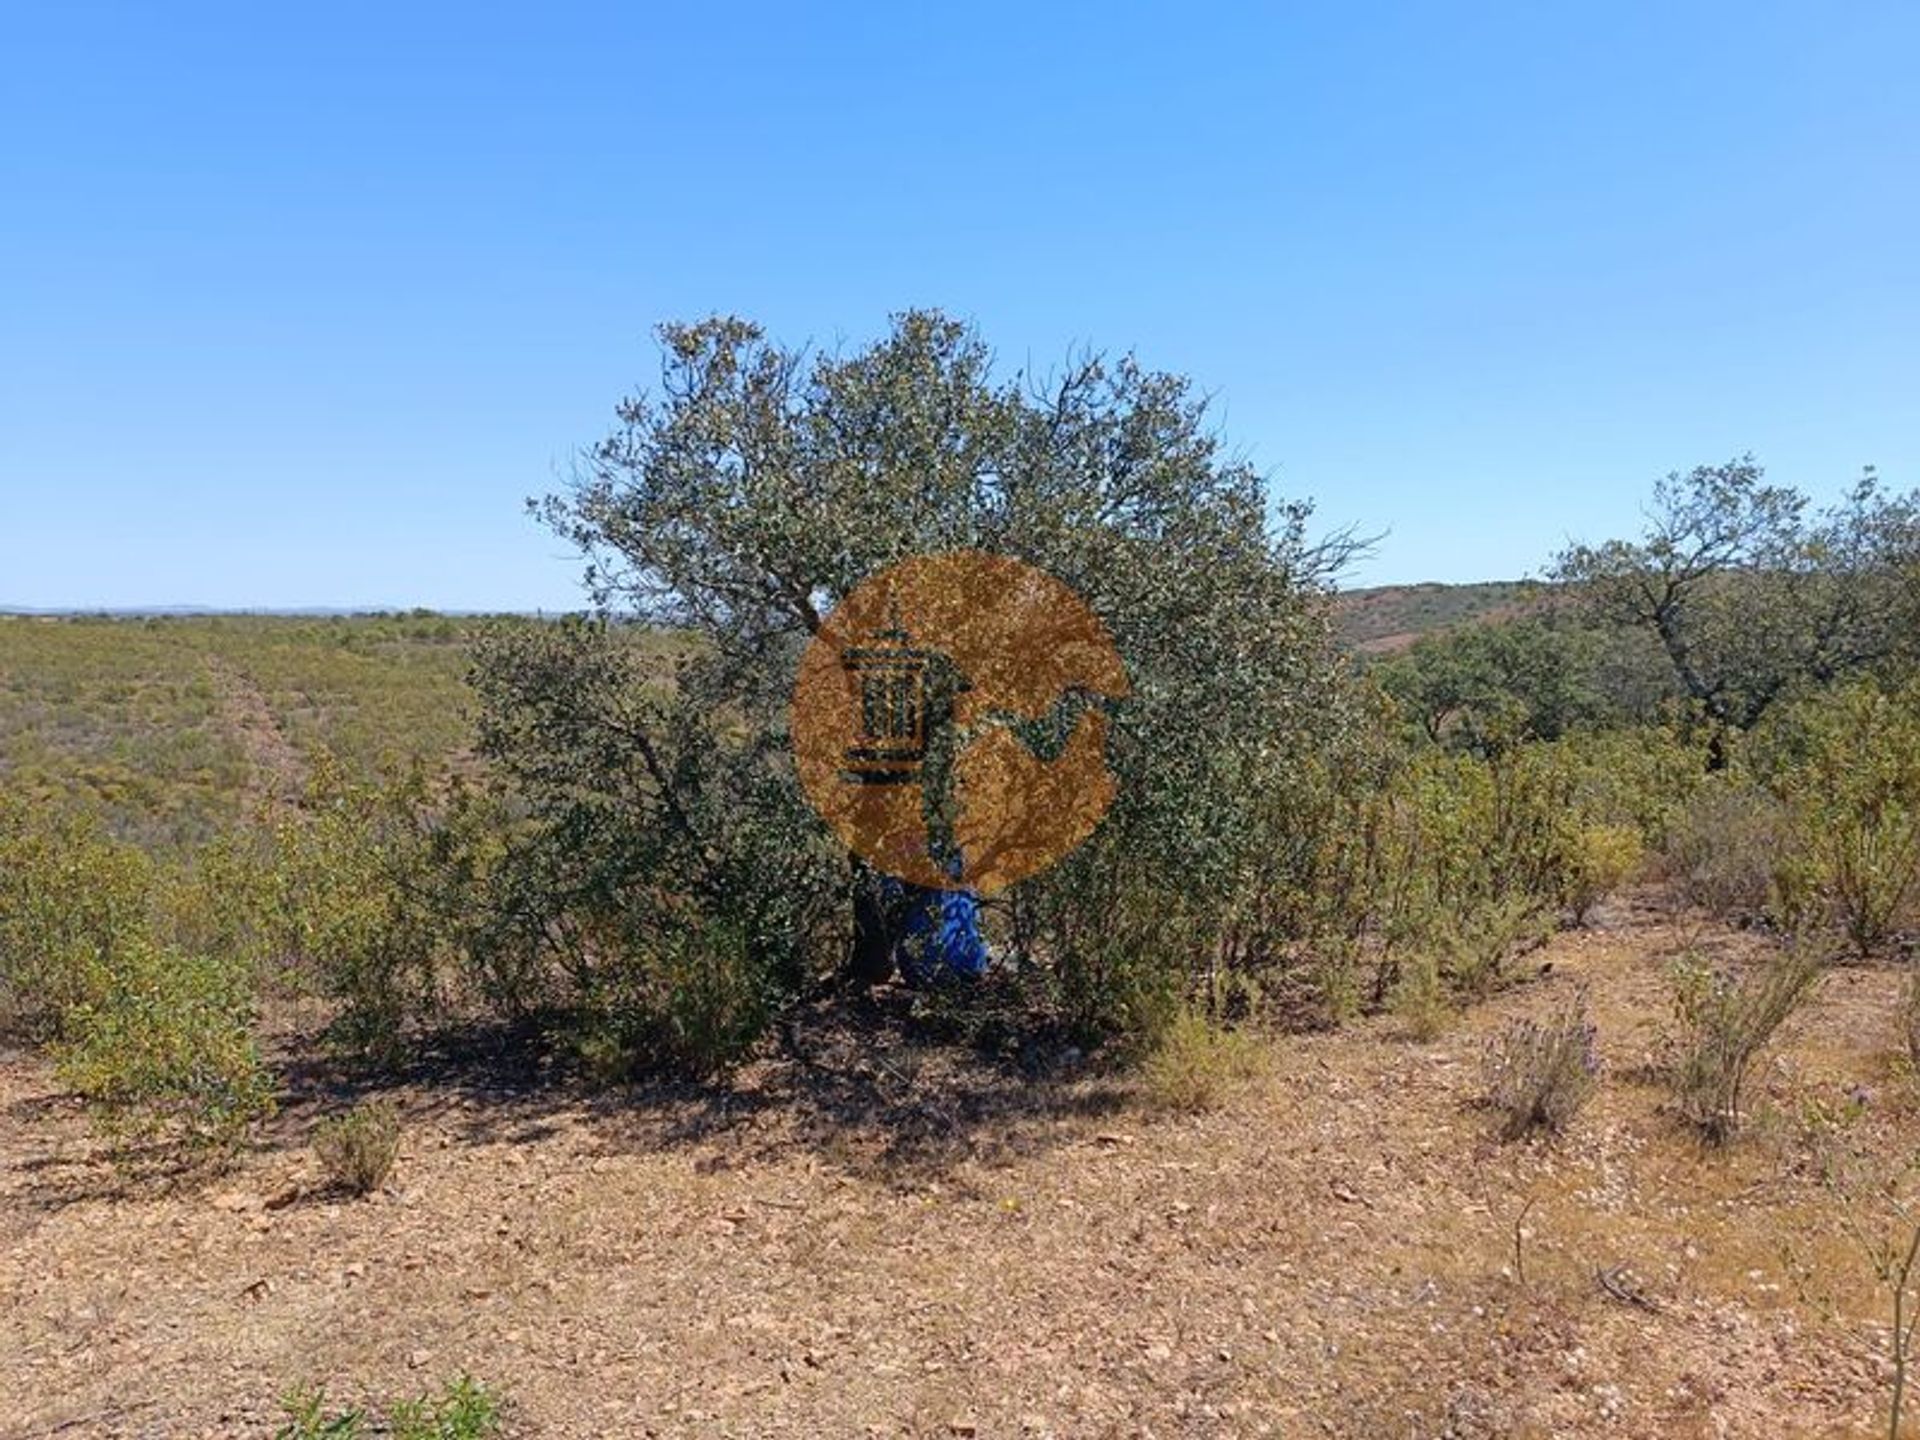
xmin=5 ymin=318 xmax=1920 ymax=1437
xmin=1331 ymin=579 xmax=1538 ymax=653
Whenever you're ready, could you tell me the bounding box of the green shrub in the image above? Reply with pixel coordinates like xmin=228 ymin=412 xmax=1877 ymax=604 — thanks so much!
xmin=1482 ymin=989 xmax=1600 ymax=1140
xmin=1205 ymin=709 xmax=1403 ymax=1030
xmin=1031 ymin=852 xmax=1187 ymax=1049
xmin=0 ymin=797 xmax=275 ymax=1160
xmin=1364 ymin=733 xmax=1682 ymax=994
xmin=1388 ymin=952 xmax=1452 ymax=1041
xmin=53 ymin=935 xmax=274 ymax=1158
xmin=1771 ymin=682 xmax=1920 ymax=957
xmin=569 ymin=915 xmax=772 ymax=1082
xmin=1563 ymin=823 xmax=1645 ymax=924
xmin=1305 ymin=938 xmax=1366 ymax=1028
xmin=1139 ymin=1009 xmax=1264 ymax=1113
xmin=389 ymin=1375 xmax=505 ymax=1440
xmin=314 ymin=1099 xmax=402 ymax=1195
xmin=270 ymin=759 xmax=455 ymax=1065
xmin=1667 ymin=940 xmax=1824 ymax=1143
xmin=0 ymin=801 xmax=153 ymax=1039
xmin=275 ymin=1376 xmax=503 ymax=1440
xmin=1428 ymin=893 xmax=1554 ymax=1000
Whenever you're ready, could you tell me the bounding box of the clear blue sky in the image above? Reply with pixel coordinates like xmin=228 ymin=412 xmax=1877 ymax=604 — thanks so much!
xmin=3 ymin=3 xmax=1915 ymax=610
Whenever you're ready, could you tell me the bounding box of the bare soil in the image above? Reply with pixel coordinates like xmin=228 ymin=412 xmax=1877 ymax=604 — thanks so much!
xmin=3 ymin=894 xmax=1914 ymax=1438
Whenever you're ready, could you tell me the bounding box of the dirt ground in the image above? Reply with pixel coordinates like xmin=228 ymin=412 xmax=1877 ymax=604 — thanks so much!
xmin=3 ymin=894 xmax=1915 ymax=1438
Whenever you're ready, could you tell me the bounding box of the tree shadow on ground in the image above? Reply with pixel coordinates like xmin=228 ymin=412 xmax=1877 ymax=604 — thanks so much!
xmin=2 ymin=980 xmax=1139 ymax=1213
xmin=400 ymin=982 xmax=1137 ymax=1185
xmin=579 ymin=985 xmax=1137 ymax=1185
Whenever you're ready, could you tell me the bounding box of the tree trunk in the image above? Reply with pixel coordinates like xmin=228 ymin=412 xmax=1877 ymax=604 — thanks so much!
xmin=846 ymin=859 xmax=898 ymax=986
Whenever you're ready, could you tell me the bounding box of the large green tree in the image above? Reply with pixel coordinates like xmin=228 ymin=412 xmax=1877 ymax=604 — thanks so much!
xmin=1375 ymin=613 xmax=1604 ymax=752
xmin=1553 ymin=458 xmax=1920 ymax=748
xmin=472 ymin=311 xmax=1352 ymax=1039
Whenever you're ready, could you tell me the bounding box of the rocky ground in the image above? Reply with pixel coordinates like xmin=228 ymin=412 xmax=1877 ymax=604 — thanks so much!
xmin=3 ymin=893 xmax=1914 ymax=1438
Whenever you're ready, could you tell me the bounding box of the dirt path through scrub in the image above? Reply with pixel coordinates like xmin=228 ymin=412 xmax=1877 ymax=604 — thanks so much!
xmin=207 ymin=658 xmax=305 ymax=808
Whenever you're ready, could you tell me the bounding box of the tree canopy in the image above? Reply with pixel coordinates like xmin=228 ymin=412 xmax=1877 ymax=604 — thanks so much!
xmin=1553 ymin=457 xmax=1920 ymax=736
xmin=468 ymin=310 xmax=1356 ymax=1033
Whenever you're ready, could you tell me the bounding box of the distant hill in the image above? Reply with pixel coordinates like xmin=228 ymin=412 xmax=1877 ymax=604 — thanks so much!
xmin=1330 ymin=580 xmax=1537 ymax=654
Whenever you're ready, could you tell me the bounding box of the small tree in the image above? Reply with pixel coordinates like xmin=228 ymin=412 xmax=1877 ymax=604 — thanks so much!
xmin=471 ymin=311 xmax=1354 ymax=1053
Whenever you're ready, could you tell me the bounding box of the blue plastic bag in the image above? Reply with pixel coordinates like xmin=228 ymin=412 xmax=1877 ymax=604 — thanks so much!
xmin=886 ymin=876 xmax=988 ymax=985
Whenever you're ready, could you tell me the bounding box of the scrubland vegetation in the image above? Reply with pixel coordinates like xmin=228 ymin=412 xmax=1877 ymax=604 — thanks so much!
xmin=6 ymin=316 xmax=1920 ymax=1434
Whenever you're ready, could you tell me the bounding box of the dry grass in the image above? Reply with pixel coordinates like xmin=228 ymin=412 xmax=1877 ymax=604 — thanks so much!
xmin=2 ymin=893 xmax=1915 ymax=1437
xmin=1482 ymin=987 xmax=1599 ymax=1141
xmin=314 ymin=1099 xmax=402 ymax=1197
xmin=1667 ymin=937 xmax=1826 ymax=1143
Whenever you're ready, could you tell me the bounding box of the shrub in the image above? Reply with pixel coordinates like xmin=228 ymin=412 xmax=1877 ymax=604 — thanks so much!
xmin=1028 ymin=847 xmax=1189 ymax=1049
xmin=568 ymin=915 xmax=772 ymax=1082
xmin=1771 ymin=682 xmax=1920 ymax=957
xmin=276 ymin=1376 xmax=503 ymax=1440
xmin=1140 ymin=1009 xmax=1264 ymax=1113
xmin=1431 ymin=893 xmax=1554 ymax=1000
xmin=648 ymin=918 xmax=773 ymax=1075
xmin=1205 ymin=708 xmax=1403 ymax=1031
xmin=1305 ymin=938 xmax=1366 ymax=1029
xmin=1388 ymin=953 xmax=1453 ymax=1041
xmin=313 ymin=1099 xmax=401 ymax=1195
xmin=1563 ymin=823 xmax=1645 ymax=924
xmin=1361 ymin=731 xmax=1683 ymax=1002
xmin=1667 ymin=940 xmax=1825 ymax=1142
xmin=53 ymin=936 xmax=274 ymax=1159
xmin=389 ymin=1375 xmax=505 ymax=1440
xmin=0 ymin=797 xmax=275 ymax=1160
xmin=1482 ymin=989 xmax=1600 ymax=1140
xmin=0 ymin=801 xmax=154 ymax=1040
xmin=1661 ymin=780 xmax=1789 ymax=924
xmin=270 ymin=759 xmax=455 ymax=1066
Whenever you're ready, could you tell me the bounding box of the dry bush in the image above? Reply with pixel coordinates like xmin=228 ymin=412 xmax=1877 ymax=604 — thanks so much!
xmin=1661 ymin=781 xmax=1789 ymax=924
xmin=1140 ymin=1009 xmax=1265 ymax=1113
xmin=1482 ymin=988 xmax=1600 ymax=1140
xmin=1388 ymin=953 xmax=1453 ymax=1041
xmin=1667 ymin=939 xmax=1824 ymax=1143
xmin=314 ymin=1098 xmax=401 ymax=1195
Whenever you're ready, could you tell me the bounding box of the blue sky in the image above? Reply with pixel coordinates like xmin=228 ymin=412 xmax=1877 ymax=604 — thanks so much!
xmin=2 ymin=3 xmax=1914 ymax=610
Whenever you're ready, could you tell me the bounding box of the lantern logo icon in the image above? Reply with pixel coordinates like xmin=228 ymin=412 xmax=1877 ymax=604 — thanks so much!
xmin=792 ymin=551 xmax=1128 ymax=896
xmin=840 ymin=605 xmax=943 ymax=786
